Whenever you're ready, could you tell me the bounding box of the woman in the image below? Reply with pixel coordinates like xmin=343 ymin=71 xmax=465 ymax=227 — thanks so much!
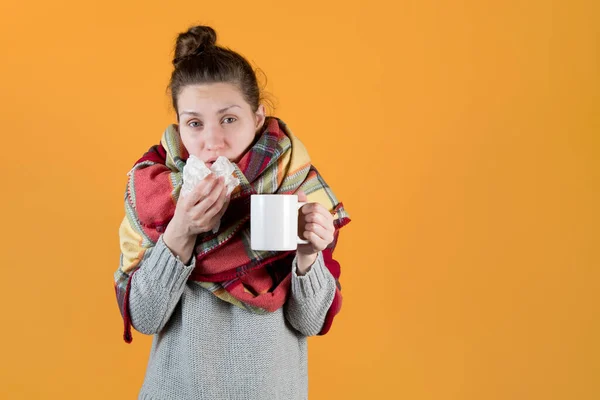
xmin=114 ymin=25 xmax=350 ymax=399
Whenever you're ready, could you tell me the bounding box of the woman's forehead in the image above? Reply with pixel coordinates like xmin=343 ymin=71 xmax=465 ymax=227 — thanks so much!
xmin=179 ymin=83 xmax=245 ymax=106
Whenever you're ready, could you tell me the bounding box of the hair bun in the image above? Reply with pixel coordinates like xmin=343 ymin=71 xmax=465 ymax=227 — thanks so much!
xmin=173 ymin=25 xmax=217 ymax=66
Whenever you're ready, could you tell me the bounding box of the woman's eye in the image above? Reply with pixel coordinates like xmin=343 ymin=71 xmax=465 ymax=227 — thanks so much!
xmin=188 ymin=121 xmax=202 ymax=128
xmin=223 ymin=117 xmax=237 ymax=124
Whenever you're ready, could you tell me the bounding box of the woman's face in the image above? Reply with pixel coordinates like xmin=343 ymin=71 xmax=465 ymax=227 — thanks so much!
xmin=177 ymin=82 xmax=266 ymax=167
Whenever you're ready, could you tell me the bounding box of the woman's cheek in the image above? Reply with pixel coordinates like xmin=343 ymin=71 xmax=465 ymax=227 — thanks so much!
xmin=181 ymin=135 xmax=202 ymax=155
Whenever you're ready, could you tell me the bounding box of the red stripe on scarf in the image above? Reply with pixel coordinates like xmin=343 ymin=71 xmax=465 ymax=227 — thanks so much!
xmin=136 ymin=144 xmax=168 ymax=165
xmin=316 ymin=216 xmax=350 ymax=335
xmin=122 ymin=269 xmax=139 ymax=343
xmin=317 ymin=247 xmax=343 ymax=335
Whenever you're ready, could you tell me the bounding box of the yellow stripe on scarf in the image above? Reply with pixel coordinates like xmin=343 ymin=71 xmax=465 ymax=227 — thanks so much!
xmin=119 ymin=216 xmax=147 ymax=275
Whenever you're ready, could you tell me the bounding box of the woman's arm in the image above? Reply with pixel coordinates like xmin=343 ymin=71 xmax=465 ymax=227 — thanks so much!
xmin=283 ymin=250 xmax=340 ymax=337
xmin=114 ymin=235 xmax=195 ymax=338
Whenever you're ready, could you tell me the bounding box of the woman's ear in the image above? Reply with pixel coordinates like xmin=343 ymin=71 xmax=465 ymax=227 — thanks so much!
xmin=255 ymin=104 xmax=266 ymax=131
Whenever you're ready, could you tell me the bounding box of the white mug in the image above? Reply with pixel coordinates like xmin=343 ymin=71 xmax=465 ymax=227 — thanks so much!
xmin=250 ymin=194 xmax=310 ymax=251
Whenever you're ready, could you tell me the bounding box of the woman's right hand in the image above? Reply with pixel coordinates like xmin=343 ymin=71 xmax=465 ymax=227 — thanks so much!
xmin=163 ymin=174 xmax=230 ymax=263
xmin=173 ymin=174 xmax=230 ymax=236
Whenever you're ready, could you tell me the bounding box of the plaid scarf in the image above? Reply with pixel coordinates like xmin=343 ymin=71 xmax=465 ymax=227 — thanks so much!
xmin=116 ymin=117 xmax=350 ymax=342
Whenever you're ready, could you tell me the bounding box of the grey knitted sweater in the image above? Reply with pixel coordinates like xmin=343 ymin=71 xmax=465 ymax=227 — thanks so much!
xmin=115 ymin=235 xmax=336 ymax=399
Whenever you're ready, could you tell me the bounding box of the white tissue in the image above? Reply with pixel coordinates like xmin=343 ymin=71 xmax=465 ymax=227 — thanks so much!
xmin=181 ymin=155 xmax=213 ymax=196
xmin=181 ymin=155 xmax=240 ymax=233
xmin=210 ymin=156 xmax=241 ymax=196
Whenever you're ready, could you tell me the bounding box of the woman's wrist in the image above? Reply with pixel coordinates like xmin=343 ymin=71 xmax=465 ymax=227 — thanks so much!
xmin=163 ymin=223 xmax=196 ymax=265
xmin=296 ymin=252 xmax=318 ymax=276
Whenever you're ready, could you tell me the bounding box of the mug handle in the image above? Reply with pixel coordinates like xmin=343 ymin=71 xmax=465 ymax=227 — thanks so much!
xmin=297 ymin=202 xmax=309 ymax=244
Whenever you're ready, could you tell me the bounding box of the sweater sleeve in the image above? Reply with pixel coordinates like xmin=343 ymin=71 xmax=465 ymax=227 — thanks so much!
xmin=114 ymin=234 xmax=195 ymax=341
xmin=284 ymin=251 xmax=338 ymax=337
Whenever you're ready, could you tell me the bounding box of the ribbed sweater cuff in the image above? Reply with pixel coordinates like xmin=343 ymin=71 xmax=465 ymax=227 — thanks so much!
xmin=143 ymin=235 xmax=196 ymax=292
xmin=291 ymin=252 xmax=330 ymax=300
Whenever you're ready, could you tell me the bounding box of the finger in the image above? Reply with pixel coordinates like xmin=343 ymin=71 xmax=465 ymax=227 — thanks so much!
xmin=303 ymin=230 xmax=327 ymax=250
xmin=297 ymin=190 xmax=308 ymax=203
xmin=195 ymin=177 xmax=225 ymax=214
xmin=205 ymin=213 xmax=222 ymax=231
xmin=189 ymin=174 xmax=219 ymax=205
xmin=312 ymin=204 xmax=335 ymax=223
xmin=186 ymin=175 xmax=216 ymax=206
xmin=300 ymin=202 xmax=326 ymax=215
xmin=304 ymin=211 xmax=328 ymax=229
xmin=206 ymin=195 xmax=229 ymax=227
xmin=299 ymin=201 xmax=315 ymax=215
xmin=203 ymin=180 xmax=228 ymax=219
xmin=217 ymin=196 xmax=231 ymax=218
xmin=302 ymin=205 xmax=335 ymax=228
xmin=305 ymin=222 xmax=334 ymax=244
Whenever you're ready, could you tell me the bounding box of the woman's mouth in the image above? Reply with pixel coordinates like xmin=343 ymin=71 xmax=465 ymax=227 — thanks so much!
xmin=205 ymin=158 xmax=219 ymax=167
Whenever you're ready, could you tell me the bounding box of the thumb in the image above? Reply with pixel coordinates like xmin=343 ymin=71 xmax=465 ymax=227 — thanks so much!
xmin=297 ymin=190 xmax=308 ymax=202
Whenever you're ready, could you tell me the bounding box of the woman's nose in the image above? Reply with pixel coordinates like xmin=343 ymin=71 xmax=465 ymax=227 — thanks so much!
xmin=204 ymin=126 xmax=226 ymax=151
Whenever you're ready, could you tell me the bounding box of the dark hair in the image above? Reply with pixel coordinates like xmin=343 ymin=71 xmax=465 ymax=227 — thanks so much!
xmin=168 ymin=25 xmax=266 ymax=116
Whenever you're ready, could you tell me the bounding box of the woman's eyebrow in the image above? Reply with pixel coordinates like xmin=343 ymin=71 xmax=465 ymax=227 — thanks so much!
xmin=217 ymin=105 xmax=241 ymax=114
xmin=180 ymin=105 xmax=241 ymax=117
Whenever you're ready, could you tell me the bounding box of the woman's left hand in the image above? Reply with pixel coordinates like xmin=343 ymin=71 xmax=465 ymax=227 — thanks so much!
xmin=296 ymin=190 xmax=335 ymax=257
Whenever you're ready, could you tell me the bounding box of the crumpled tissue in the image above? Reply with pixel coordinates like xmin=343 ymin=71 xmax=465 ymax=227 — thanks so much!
xmin=181 ymin=155 xmax=240 ymax=233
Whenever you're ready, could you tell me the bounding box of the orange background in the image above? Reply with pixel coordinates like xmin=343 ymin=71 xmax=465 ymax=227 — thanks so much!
xmin=1 ymin=0 xmax=598 ymax=399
